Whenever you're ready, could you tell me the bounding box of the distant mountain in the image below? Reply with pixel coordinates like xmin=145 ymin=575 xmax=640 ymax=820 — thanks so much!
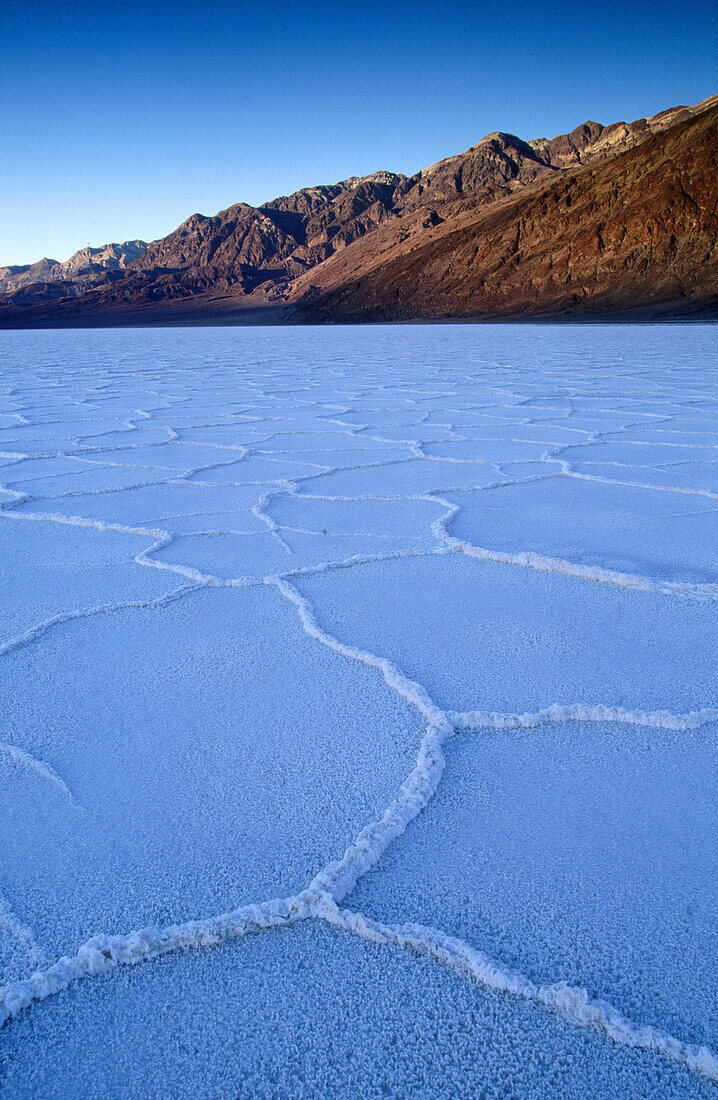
xmin=0 ymin=241 xmax=147 ymax=295
xmin=0 ymin=257 xmax=59 ymax=294
xmin=1 ymin=95 xmax=715 ymax=326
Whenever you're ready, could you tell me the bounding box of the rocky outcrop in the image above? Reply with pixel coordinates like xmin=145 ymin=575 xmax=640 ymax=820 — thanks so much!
xmin=0 ymin=241 xmax=147 ymax=295
xmin=0 ymin=258 xmax=59 ymax=294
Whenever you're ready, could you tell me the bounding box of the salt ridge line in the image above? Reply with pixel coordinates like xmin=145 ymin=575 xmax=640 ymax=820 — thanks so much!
xmin=0 ymin=743 xmax=75 ymax=805
xmin=572 ymin=437 xmax=718 ymax=452
xmin=3 ymin=484 xmax=453 ymax=583
xmin=4 ymin=451 xmax=264 ymax=493
xmin=426 ymin=494 xmax=718 ymax=602
xmin=5 ymin=886 xmax=718 ymax=1085
xmin=291 ymin=470 xmax=556 ymax=503
xmin=323 ymin=909 xmax=718 ymax=1084
xmin=568 ymin=469 xmax=718 ymax=501
xmin=272 ymin=578 xmax=448 ymax=729
xmin=0 ymin=893 xmax=315 ymax=1028
xmin=0 ymin=510 xmax=166 ymax=539
xmin=7 ymin=472 xmax=199 ymax=501
xmin=277 ymin=523 xmax=418 ymax=541
xmin=270 ymin=578 xmax=718 ymax=1082
xmin=3 ymin=668 xmax=717 ymax=1086
xmin=449 ymin=702 xmax=718 ymax=732
xmin=251 ymin=486 xmax=294 ymax=552
xmin=0 ymin=512 xmax=447 ymax=654
xmin=0 ymin=584 xmax=201 ymax=659
xmin=450 ymin=536 xmax=718 ymax=602
xmin=138 ymin=538 xmax=443 ymax=588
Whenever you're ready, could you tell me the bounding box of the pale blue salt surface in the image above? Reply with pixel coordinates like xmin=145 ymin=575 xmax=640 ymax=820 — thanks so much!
xmin=568 ymin=459 xmax=718 ymax=492
xmin=78 ymin=441 xmax=253 ymax=469
xmin=0 ymin=520 xmax=174 ymax=639
xmin=149 ymin=530 xmax=423 ymax=580
xmin=0 ymin=585 xmax=422 ymax=960
xmin=267 ymin=494 xmax=446 ymax=538
xmin=1 ymin=324 xmax=717 ymax=1096
xmin=424 ymin=438 xmax=553 ymax=461
xmin=3 ymin=460 xmax=173 ymax=496
xmin=350 ymin=718 xmax=718 ymax=1048
xmin=258 ymin=443 xmax=413 ymax=466
xmin=2 ymin=924 xmax=715 ymax=1100
xmin=444 ymin=477 xmax=718 ymax=585
xmin=297 ymin=553 xmax=718 ymax=714
xmin=559 ymin=440 xmax=718 ymax=467
xmin=12 ymin=480 xmax=274 ymax=529
xmin=183 ymin=454 xmax=325 ymax=483
xmin=296 ymin=455 xmax=508 ymax=495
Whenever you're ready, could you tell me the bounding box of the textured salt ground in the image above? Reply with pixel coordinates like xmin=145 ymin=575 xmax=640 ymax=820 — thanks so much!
xmin=3 ymin=462 xmax=174 ymax=496
xmin=353 ymin=424 xmax=458 ymax=442
xmin=149 ymin=530 xmax=423 ymax=579
xmin=151 ymin=425 xmax=272 ymax=447
xmin=143 ymin=510 xmax=271 ymax=536
xmin=0 ymin=437 xmax=102 ymax=456
xmin=610 ymin=426 xmax=718 ymax=445
xmin=444 ymin=477 xmax=718 ymax=585
xmin=454 ymin=422 xmax=585 ymax=443
xmin=0 ymin=422 xmax=133 ymax=444
xmin=76 ymin=442 xmax=254 ymax=470
xmin=71 ymin=427 xmax=177 ymax=447
xmin=567 ymin=460 xmax=718 ymax=493
xmin=350 ymin=719 xmax=718 ymax=1050
xmin=238 ymin=417 xmax=359 ymax=434
xmin=423 ymin=439 xmax=552 ymax=462
xmin=0 ymin=456 xmax=87 ymax=479
xmin=2 ymin=324 xmax=718 ymax=1096
xmin=11 ymin=481 xmax=274 ymax=529
xmin=294 ymin=457 xmax=508 ymax=496
xmin=0 ymin=520 xmax=176 ymax=640
xmin=254 ymin=431 xmax=408 ymax=453
xmin=0 ymin=584 xmax=422 ymax=962
xmin=183 ymin=455 xmax=326 ymax=484
xmin=560 ymin=441 xmax=718 ymax=467
xmin=331 ymin=410 xmax=432 ymax=426
xmin=296 ymin=553 xmax=718 ymax=715
xmin=256 ymin=445 xmax=414 ymax=468
xmin=267 ymin=495 xmax=447 ymax=539
xmin=2 ymin=923 xmax=714 ymax=1100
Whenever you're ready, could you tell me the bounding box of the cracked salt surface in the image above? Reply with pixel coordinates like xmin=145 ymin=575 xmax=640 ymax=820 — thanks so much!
xmin=3 ymin=924 xmax=716 ymax=1100
xmin=444 ymin=477 xmax=718 ymax=586
xmin=350 ymin=719 xmax=718 ymax=1049
xmin=297 ymin=554 xmax=718 ymax=713
xmin=1 ymin=323 xmax=717 ymax=1097
xmin=1 ymin=586 xmax=422 ymax=959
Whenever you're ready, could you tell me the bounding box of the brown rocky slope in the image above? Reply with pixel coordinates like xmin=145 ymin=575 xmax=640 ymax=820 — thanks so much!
xmin=0 ymin=95 xmax=715 ymax=326
xmin=298 ymin=99 xmax=718 ymax=322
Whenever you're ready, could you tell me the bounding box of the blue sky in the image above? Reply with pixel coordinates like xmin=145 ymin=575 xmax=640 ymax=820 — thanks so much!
xmin=2 ymin=0 xmax=716 ymax=266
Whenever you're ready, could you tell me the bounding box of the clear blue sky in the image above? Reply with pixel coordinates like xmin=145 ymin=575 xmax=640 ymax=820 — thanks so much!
xmin=2 ymin=0 xmax=716 ymax=266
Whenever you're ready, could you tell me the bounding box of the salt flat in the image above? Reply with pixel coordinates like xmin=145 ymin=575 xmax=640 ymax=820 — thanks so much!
xmin=0 ymin=324 xmax=716 ymax=1098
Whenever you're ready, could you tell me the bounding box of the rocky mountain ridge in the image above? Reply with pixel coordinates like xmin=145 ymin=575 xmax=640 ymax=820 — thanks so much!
xmin=300 ymin=101 xmax=718 ymax=322
xmin=0 ymin=241 xmax=147 ymax=295
xmin=1 ymin=93 xmax=715 ymax=325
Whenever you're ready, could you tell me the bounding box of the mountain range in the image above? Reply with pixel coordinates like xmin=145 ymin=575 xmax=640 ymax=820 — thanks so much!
xmin=1 ymin=93 xmax=716 ymax=326
xmin=0 ymin=241 xmax=147 ymax=296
